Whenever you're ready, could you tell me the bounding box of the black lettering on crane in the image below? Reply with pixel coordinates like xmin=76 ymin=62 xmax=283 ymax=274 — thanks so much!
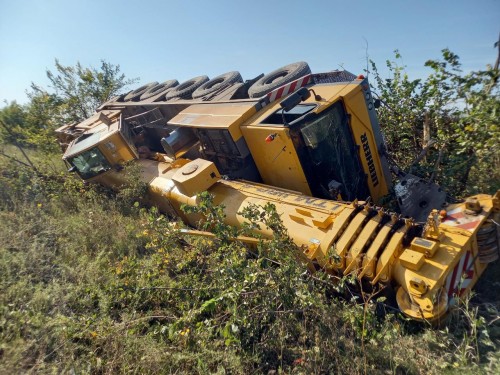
xmin=360 ymin=133 xmax=379 ymax=187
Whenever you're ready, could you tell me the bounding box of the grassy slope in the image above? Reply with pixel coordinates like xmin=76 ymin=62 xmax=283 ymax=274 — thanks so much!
xmin=1 ymin=149 xmax=500 ymax=374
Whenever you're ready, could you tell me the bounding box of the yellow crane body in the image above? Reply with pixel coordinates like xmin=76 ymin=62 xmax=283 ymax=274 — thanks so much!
xmin=56 ymin=62 xmax=500 ymax=322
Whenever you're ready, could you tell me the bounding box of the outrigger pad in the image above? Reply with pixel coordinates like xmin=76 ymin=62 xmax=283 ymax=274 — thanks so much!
xmin=395 ymin=174 xmax=447 ymax=222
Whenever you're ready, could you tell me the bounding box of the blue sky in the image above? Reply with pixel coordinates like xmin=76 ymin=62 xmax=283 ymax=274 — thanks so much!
xmin=0 ymin=0 xmax=498 ymax=105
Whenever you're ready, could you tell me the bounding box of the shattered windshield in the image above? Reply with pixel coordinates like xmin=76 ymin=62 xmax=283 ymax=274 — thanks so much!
xmin=68 ymin=147 xmax=111 ymax=180
xmin=292 ymin=101 xmax=370 ymax=201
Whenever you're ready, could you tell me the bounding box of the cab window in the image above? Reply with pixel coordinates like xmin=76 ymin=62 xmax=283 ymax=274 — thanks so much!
xmin=290 ymin=101 xmax=370 ymax=201
xmin=261 ymin=104 xmax=316 ymax=125
xmin=69 ymin=147 xmax=111 ymax=179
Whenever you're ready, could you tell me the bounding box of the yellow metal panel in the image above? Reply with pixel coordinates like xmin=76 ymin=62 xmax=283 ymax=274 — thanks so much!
xmin=168 ymin=102 xmax=257 ymax=140
xmin=399 ymin=250 xmax=425 ymax=271
xmin=342 ymin=87 xmax=390 ymax=202
xmin=344 ymin=210 xmax=384 ymax=275
xmin=221 ymin=179 xmax=342 ymax=214
xmin=358 ymin=218 xmax=397 ymax=280
xmin=240 ymin=126 xmax=312 ymax=195
xmin=393 ymin=231 xmax=471 ymax=298
xmin=289 ymin=207 xmax=333 ymax=229
xmin=307 ymin=84 xmax=359 ymax=114
xmin=246 ymin=84 xmax=358 ymax=126
xmin=172 ymin=159 xmax=221 ymax=197
xmin=322 ymin=208 xmax=357 ymax=244
xmin=372 ymin=225 xmax=409 ymax=284
xmin=99 ymin=132 xmax=136 ymax=165
xmin=410 ymin=237 xmax=439 ymax=258
xmin=206 ymin=180 xmax=348 ymax=254
xmin=241 ymin=81 xmax=389 ymax=202
xmin=332 ymin=210 xmax=370 ymax=269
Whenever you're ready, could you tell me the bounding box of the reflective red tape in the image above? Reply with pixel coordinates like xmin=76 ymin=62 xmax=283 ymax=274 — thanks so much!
xmin=266 ymin=74 xmax=311 ymax=103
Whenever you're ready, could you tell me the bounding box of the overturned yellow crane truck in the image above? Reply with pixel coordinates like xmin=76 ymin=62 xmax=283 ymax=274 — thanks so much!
xmin=56 ymin=62 xmax=499 ymax=322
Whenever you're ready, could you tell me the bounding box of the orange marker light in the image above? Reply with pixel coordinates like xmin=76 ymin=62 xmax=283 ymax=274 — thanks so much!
xmin=265 ymin=133 xmax=277 ymax=143
xmin=357 ymin=74 xmax=365 ymax=80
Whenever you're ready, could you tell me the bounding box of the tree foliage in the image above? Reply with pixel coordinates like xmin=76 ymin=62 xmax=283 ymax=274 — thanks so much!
xmin=371 ymin=48 xmax=500 ymax=197
xmin=34 ymin=59 xmax=138 ymax=123
xmin=0 ymin=101 xmax=27 ymax=144
xmin=0 ymin=60 xmax=136 ymax=151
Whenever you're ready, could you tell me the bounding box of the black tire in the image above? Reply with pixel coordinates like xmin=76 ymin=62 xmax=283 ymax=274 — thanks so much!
xmin=165 ymin=75 xmax=209 ymax=100
xmin=100 ymin=93 xmax=124 ymax=107
xmin=192 ymin=71 xmax=243 ymax=99
xmin=124 ymin=82 xmax=158 ymax=101
xmin=139 ymin=79 xmax=179 ymax=100
xmin=161 ymin=87 xmax=176 ymax=101
xmin=248 ymin=61 xmax=311 ymax=98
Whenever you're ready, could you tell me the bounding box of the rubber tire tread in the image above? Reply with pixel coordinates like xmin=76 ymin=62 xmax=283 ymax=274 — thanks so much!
xmin=192 ymin=71 xmax=243 ymax=99
xmin=248 ymin=61 xmax=311 ymax=98
xmin=124 ymin=82 xmax=158 ymax=101
xmin=165 ymin=75 xmax=209 ymax=99
xmin=140 ymin=80 xmax=179 ymax=100
xmin=101 ymin=94 xmax=124 ymax=106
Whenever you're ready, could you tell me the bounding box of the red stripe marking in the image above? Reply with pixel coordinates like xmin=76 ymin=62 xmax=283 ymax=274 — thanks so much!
xmin=445 ymin=271 xmax=453 ymax=294
xmin=275 ymin=86 xmax=285 ymax=101
xmin=461 ymin=251 xmax=470 ymax=274
xmin=448 ymin=261 xmax=460 ymax=297
xmin=457 ymin=221 xmax=481 ymax=230
xmin=447 ymin=212 xmax=466 ymax=220
xmin=459 ymin=252 xmax=471 ymax=293
xmin=266 ymin=74 xmax=312 ymax=102
xmin=457 ymin=252 xmax=474 ymax=296
xmin=461 ymin=252 xmax=474 ymax=296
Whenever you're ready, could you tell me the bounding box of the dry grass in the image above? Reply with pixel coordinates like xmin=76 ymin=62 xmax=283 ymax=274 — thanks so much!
xmin=0 ymin=150 xmax=499 ymax=374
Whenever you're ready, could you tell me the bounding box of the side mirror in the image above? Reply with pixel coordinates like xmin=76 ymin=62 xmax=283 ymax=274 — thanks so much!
xmin=374 ymin=99 xmax=381 ymax=108
xmin=68 ymin=166 xmax=77 ymax=173
xmin=280 ymin=88 xmax=311 ymax=112
xmin=296 ymin=87 xmax=311 ymax=101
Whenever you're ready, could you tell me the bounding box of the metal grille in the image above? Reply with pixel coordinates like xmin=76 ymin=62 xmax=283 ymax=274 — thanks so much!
xmin=124 ymin=108 xmax=166 ymax=129
xmin=312 ymin=70 xmax=357 ymax=84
